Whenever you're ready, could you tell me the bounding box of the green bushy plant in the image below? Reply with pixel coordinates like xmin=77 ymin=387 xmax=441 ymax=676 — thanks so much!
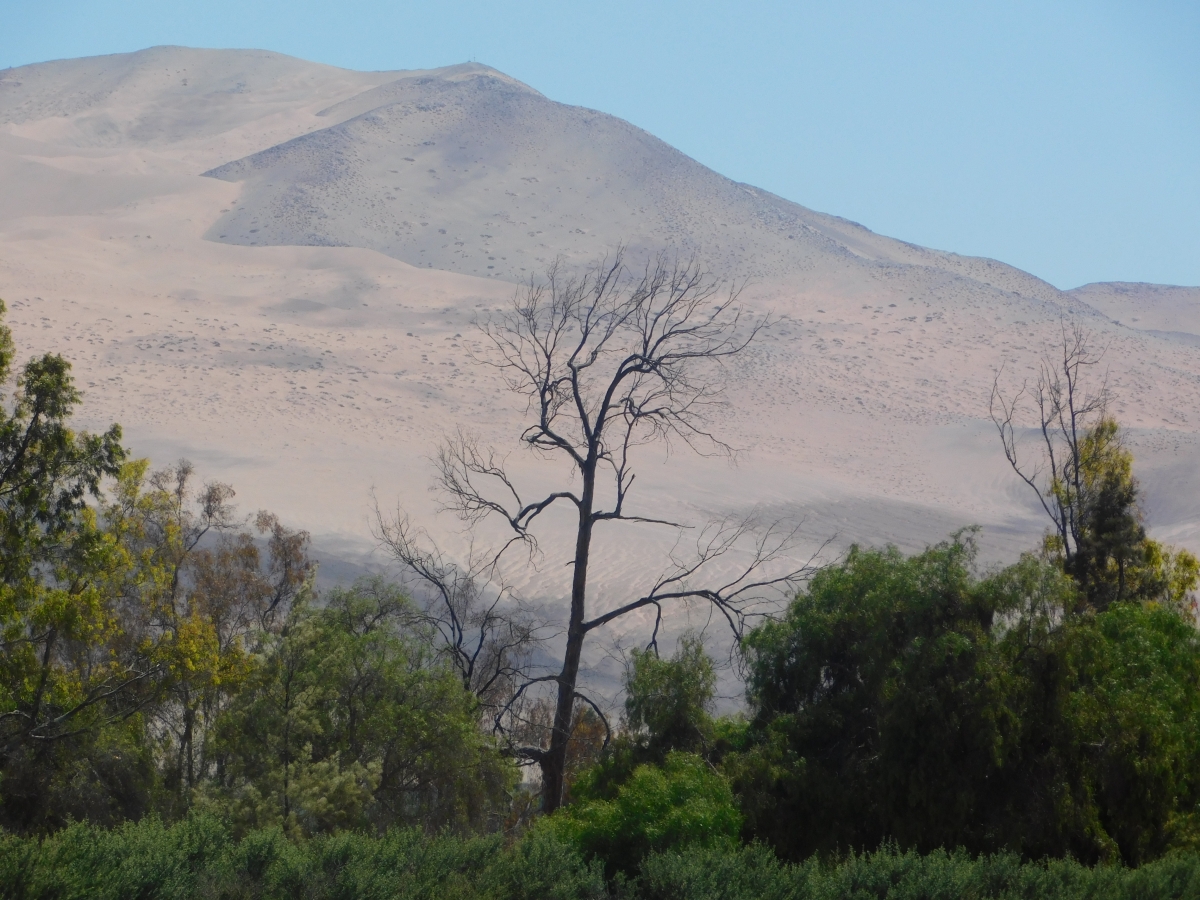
xmin=0 ymin=813 xmax=602 ymax=900
xmin=8 ymin=816 xmax=1200 ymax=899
xmin=635 ymin=843 xmax=1200 ymax=900
xmin=547 ymin=750 xmax=741 ymax=879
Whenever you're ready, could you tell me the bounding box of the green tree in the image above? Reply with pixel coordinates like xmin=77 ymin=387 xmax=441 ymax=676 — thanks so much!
xmin=1067 ymin=418 xmax=1198 ymax=611
xmin=573 ymin=634 xmax=718 ymax=805
xmin=91 ymin=458 xmax=313 ymax=816
xmin=0 ymin=299 xmax=142 ymax=831
xmin=1059 ymin=602 xmax=1200 ymax=863
xmin=624 ymin=634 xmax=716 ymax=760
xmin=731 ymin=534 xmax=1200 ymax=864
xmin=204 ymin=578 xmax=515 ymax=837
xmin=0 ymin=301 xmax=125 ymax=588
xmin=732 ymin=535 xmax=1025 ymax=858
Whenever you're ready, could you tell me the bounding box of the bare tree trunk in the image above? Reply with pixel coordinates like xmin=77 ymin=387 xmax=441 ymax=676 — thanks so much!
xmin=541 ymin=465 xmax=595 ymax=813
xmin=182 ymin=690 xmax=195 ymax=792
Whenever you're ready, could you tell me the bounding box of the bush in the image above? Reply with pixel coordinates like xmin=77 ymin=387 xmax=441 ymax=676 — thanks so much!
xmin=0 ymin=814 xmax=600 ymax=900
xmin=7 ymin=817 xmax=1200 ymax=899
xmin=546 ymin=751 xmax=742 ymax=879
xmin=635 ymin=843 xmax=1200 ymax=900
xmin=0 ymin=814 xmax=232 ymax=900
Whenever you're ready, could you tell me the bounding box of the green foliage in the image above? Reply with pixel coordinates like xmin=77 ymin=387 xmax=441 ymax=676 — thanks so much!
xmin=8 ymin=294 xmax=1200 ymax=895
xmin=547 ymin=751 xmax=742 ymax=879
xmin=1043 ymin=416 xmax=1199 ymax=612
xmin=487 ymin=826 xmax=607 ymax=900
xmin=0 ymin=300 xmax=125 ymax=586
xmin=0 ymin=714 xmax=156 ymax=834
xmin=732 ymin=535 xmax=1200 ymax=864
xmin=733 ymin=536 xmax=1025 ymax=858
xmin=0 ymin=301 xmax=507 ymax=839
xmin=117 ymin=461 xmax=312 ymax=810
xmin=635 ymin=842 xmax=1200 ymax=900
xmin=202 ymin=578 xmax=516 ymax=837
xmin=624 ymin=635 xmax=716 ymax=759
xmin=0 ymin=813 xmax=603 ymax=900
xmin=574 ymin=635 xmax=718 ymax=803
xmin=0 ymin=298 xmax=138 ymax=832
xmin=1058 ymin=602 xmax=1200 ymax=862
xmin=0 ymin=450 xmax=313 ymax=832
xmin=635 ymin=842 xmax=795 ymax=900
xmin=8 ymin=818 xmax=1200 ymax=900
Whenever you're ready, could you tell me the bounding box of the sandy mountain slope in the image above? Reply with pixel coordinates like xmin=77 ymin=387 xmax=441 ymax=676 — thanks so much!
xmin=1067 ymin=283 xmax=1200 ymax=341
xmin=200 ymin=62 xmax=1071 ymax=305
xmin=2 ymin=47 xmax=1199 ymax=693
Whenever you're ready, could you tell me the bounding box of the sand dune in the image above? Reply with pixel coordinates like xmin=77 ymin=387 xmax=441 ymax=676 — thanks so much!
xmin=2 ymin=47 xmax=1199 ymax=693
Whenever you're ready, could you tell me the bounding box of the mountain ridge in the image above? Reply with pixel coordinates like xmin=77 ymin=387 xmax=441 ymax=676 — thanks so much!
xmin=197 ymin=58 xmax=1079 ymax=308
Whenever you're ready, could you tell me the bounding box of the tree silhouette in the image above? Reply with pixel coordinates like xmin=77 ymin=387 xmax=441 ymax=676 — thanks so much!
xmin=379 ymin=252 xmax=814 ymax=811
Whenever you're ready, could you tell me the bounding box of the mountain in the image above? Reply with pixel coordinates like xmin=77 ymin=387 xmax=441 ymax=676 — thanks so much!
xmin=2 ymin=47 xmax=1199 ymax=678
xmin=1066 ymin=283 xmax=1200 ymax=340
xmin=199 ymin=61 xmax=1071 ymax=306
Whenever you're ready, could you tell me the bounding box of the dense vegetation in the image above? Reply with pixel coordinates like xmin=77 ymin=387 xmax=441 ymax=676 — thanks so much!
xmin=3 ymin=297 xmax=1200 ymax=898
xmin=730 ymin=539 xmax=1200 ymax=864
xmin=6 ymin=817 xmax=1200 ymax=900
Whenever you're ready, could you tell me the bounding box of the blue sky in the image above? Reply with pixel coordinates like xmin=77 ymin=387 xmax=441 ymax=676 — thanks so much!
xmin=2 ymin=0 xmax=1197 ymax=289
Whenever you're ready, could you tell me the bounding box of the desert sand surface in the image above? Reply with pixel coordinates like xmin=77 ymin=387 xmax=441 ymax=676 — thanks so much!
xmin=3 ymin=46 xmax=1199 ymax=694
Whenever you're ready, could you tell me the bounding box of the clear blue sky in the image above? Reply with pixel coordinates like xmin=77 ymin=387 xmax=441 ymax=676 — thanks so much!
xmin=2 ymin=0 xmax=1197 ymax=289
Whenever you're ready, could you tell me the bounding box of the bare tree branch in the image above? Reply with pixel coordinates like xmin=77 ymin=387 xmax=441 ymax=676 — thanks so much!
xmin=381 ymin=250 xmax=813 ymax=813
xmin=990 ymin=319 xmax=1111 ymax=573
xmin=572 ymin=691 xmax=612 ymax=751
xmin=372 ymin=501 xmax=550 ymax=721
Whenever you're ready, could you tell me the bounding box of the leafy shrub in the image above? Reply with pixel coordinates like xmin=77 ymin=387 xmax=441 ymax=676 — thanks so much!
xmin=7 ymin=817 xmax=1200 ymax=899
xmin=547 ymin=751 xmax=742 ymax=878
xmin=484 ymin=826 xmax=605 ymax=900
xmin=0 ymin=814 xmax=599 ymax=900
xmin=635 ymin=843 xmax=1200 ymax=900
xmin=1 ymin=814 xmax=232 ymax=900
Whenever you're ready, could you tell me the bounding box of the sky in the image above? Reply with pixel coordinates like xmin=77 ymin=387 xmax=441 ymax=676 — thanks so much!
xmin=2 ymin=0 xmax=1197 ymax=290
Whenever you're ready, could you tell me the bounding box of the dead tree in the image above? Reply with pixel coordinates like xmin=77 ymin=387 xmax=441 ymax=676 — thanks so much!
xmin=381 ymin=252 xmax=814 ymax=812
xmin=989 ymin=321 xmax=1115 ymax=591
xmin=374 ymin=513 xmax=547 ymax=722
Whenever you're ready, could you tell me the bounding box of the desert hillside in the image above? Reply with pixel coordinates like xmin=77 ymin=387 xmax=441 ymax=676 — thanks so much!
xmin=201 ymin=60 xmax=1064 ymax=299
xmin=2 ymin=46 xmax=1199 ymax=685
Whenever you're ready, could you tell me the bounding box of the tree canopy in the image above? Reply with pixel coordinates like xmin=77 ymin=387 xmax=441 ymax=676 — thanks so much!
xmin=0 ymin=299 xmax=515 ymax=836
xmin=730 ymin=534 xmax=1200 ymax=865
